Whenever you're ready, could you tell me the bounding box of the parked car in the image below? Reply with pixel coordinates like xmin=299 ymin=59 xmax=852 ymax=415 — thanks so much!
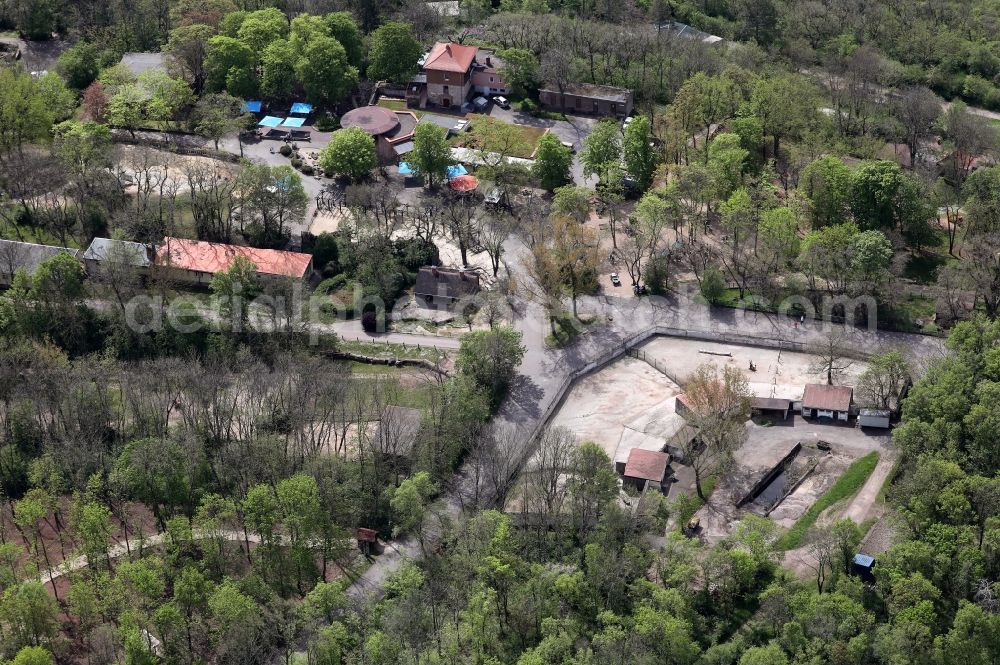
xmin=494 ymin=95 xmax=510 ymax=109
xmin=623 ymin=115 xmax=635 ymax=127
xmin=472 ymin=96 xmax=490 ymax=112
xmin=484 ymin=187 xmax=508 ymax=208
xmin=610 ymin=272 xmax=621 ymax=286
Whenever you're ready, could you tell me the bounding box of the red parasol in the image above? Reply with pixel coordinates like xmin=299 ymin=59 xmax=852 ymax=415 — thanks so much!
xmin=449 ymin=174 xmax=479 ymax=192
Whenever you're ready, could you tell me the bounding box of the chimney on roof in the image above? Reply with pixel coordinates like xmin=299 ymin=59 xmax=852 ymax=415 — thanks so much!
xmin=459 ymin=271 xmax=467 ymax=281
xmin=431 ymin=267 xmax=439 ymax=277
xmin=485 ymin=56 xmax=492 ymax=67
xmin=145 ymin=243 xmax=156 ymax=263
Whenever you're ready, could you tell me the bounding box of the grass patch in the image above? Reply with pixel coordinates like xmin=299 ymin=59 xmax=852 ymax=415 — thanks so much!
xmin=0 ymin=221 xmax=80 ymax=247
xmin=776 ymin=451 xmax=880 ymax=550
xmin=377 ymin=98 xmax=422 ymax=116
xmin=888 ymin=294 xmax=938 ymax=333
xmin=451 ymin=120 xmax=548 ymax=159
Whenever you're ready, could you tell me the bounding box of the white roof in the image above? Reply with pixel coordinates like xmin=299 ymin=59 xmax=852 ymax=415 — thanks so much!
xmin=450 ymin=146 xmax=533 ymax=168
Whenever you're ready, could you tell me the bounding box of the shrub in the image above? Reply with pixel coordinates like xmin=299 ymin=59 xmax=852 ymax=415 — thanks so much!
xmin=291 ymin=157 xmax=303 ymax=169
xmin=301 ymin=164 xmax=314 ymax=176
xmin=279 ymin=144 xmax=292 ymax=157
xmin=316 ymin=274 xmax=348 ymax=294
xmin=361 ymin=310 xmax=378 ymax=333
xmin=315 ymin=113 xmax=339 ymax=131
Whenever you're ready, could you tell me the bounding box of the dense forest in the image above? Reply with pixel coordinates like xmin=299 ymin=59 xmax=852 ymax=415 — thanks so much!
xmin=3 ymin=0 xmax=1000 ymax=663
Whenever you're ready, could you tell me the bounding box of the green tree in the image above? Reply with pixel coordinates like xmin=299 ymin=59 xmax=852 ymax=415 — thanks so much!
xmin=318 ymin=127 xmax=376 ymax=181
xmin=550 ymin=185 xmax=591 ymax=223
xmin=497 ymin=48 xmax=539 ymax=97
xmin=56 ymin=41 xmax=100 ymax=89
xmin=107 ymin=84 xmax=147 ymax=138
xmin=367 ymin=22 xmax=422 ymax=83
xmin=297 ymin=36 xmax=359 ymax=107
xmin=699 ymin=265 xmax=726 ymax=304
xmin=801 ymin=156 xmax=852 ymax=228
xmin=210 ymin=254 xmax=261 ymax=328
xmin=260 ymin=39 xmax=297 ymax=100
xmin=849 ymin=229 xmax=893 ymax=292
xmin=277 ymin=474 xmax=322 ymax=591
xmin=0 ymin=68 xmax=54 ymax=158
xmin=707 ymin=132 xmax=749 ymax=200
xmin=849 ymin=160 xmax=932 ymax=245
xmin=0 ymin=581 xmax=60 ymax=651
xmin=165 ymin=23 xmax=215 ymax=94
xmin=205 ymin=35 xmax=257 ymax=97
xmin=390 ymin=471 xmax=438 ymax=540
xmin=411 ymin=122 xmax=451 ymax=188
xmin=581 ymin=119 xmax=622 ymax=181
xmin=236 ymin=7 xmax=288 ymax=54
xmin=751 ymin=73 xmax=819 ymax=156
xmin=739 ymin=642 xmax=789 ymax=665
xmin=324 ymin=12 xmax=364 ymax=67
xmin=34 ymin=73 xmax=75 ymax=123
xmin=193 ymin=92 xmax=246 ymax=149
xmin=623 ymin=115 xmax=657 ymax=190
xmin=457 ymin=326 xmax=526 ymax=406
xmin=11 ymin=646 xmax=55 ymax=665
xmin=533 ymin=133 xmax=572 ymax=191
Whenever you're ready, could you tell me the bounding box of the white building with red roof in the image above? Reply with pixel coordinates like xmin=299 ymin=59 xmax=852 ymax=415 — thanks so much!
xmin=154 ymin=237 xmax=313 ymax=286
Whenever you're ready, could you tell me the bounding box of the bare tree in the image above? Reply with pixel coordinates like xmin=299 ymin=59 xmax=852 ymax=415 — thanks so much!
xmin=804 ymin=524 xmax=837 ymax=593
xmin=474 ymin=422 xmax=530 ymax=510
xmin=674 ymin=364 xmax=752 ymax=500
xmin=478 ymin=211 xmax=513 ymax=277
xmin=894 ymin=86 xmax=942 ymax=168
xmin=810 ymin=329 xmax=855 ymax=385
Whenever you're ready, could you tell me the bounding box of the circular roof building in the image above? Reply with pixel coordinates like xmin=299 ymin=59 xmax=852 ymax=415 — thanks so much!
xmin=340 ymin=106 xmax=400 ymax=136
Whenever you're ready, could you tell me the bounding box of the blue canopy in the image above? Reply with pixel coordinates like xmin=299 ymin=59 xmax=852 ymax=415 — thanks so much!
xmin=258 ymin=116 xmax=283 ymax=128
xmin=281 ymin=117 xmax=306 ymax=128
xmin=853 ymin=554 xmax=875 ymax=568
xmin=290 ymin=102 xmax=313 ymax=114
xmin=447 ymin=164 xmax=468 ymax=179
xmin=243 ymin=100 xmax=262 ymax=113
xmin=398 ymin=162 xmax=414 ymax=175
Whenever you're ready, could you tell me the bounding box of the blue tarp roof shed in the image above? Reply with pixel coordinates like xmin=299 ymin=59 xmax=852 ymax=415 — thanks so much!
xmin=243 ymin=101 xmax=262 ymax=113
xmin=853 ymin=554 xmax=875 ymax=568
xmin=290 ymin=103 xmax=313 ymax=114
xmin=447 ymin=164 xmax=467 ymax=179
xmin=258 ymin=116 xmax=283 ymax=128
xmin=281 ymin=117 xmax=306 ymax=128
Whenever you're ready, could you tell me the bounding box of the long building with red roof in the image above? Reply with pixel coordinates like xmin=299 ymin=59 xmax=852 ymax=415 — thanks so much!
xmin=154 ymin=237 xmax=313 ymax=286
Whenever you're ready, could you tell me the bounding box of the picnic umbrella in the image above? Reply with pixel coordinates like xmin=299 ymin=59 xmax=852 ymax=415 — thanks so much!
xmin=290 ymin=102 xmax=313 ymax=114
xmin=258 ymin=116 xmax=283 ymax=128
xmin=281 ymin=117 xmax=306 ymax=128
xmin=449 ymin=175 xmax=479 ymax=192
xmin=243 ymin=101 xmax=262 ymax=113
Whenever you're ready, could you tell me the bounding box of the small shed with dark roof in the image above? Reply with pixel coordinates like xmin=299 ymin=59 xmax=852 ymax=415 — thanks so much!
xmin=414 ymin=266 xmax=480 ymax=308
xmin=752 ymin=397 xmax=791 ymax=420
xmin=802 ymin=384 xmax=853 ymax=421
xmin=622 ymin=448 xmax=671 ymax=493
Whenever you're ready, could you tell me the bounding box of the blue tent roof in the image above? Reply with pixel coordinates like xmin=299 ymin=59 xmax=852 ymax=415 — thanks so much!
xmin=853 ymin=554 xmax=875 ymax=568
xmin=258 ymin=116 xmax=283 ymax=128
xmin=281 ymin=117 xmax=306 ymax=128
xmin=290 ymin=102 xmax=313 ymax=114
xmin=243 ymin=101 xmax=262 ymax=113
xmin=398 ymin=162 xmax=414 ymax=175
xmin=447 ymin=164 xmax=468 ymax=179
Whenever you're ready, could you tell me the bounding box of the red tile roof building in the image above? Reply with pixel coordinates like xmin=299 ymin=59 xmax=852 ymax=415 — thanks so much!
xmin=802 ymin=384 xmax=853 ymax=421
xmin=623 ymin=448 xmax=670 ymax=486
xmin=155 ymin=237 xmax=313 ymax=285
xmin=418 ymin=42 xmax=509 ymax=109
